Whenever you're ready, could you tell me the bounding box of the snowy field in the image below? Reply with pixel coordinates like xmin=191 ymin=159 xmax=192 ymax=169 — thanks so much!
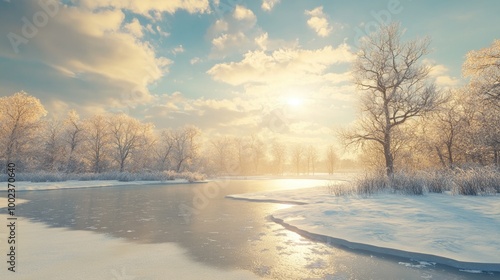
xmin=227 ymin=185 xmax=500 ymax=272
xmin=0 ymin=197 xmax=263 ymax=280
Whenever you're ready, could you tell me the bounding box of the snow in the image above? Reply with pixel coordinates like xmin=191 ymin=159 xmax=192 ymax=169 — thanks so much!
xmin=0 ymin=199 xmax=263 ymax=280
xmin=0 ymin=179 xmax=190 ymax=191
xmin=227 ymin=184 xmax=500 ymax=272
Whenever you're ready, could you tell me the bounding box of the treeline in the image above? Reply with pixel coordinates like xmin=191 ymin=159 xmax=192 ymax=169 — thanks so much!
xmin=0 ymin=92 xmax=353 ymax=176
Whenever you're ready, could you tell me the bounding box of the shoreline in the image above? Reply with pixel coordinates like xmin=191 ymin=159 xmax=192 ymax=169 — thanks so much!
xmin=269 ymin=214 xmax=500 ymax=272
xmin=227 ymin=188 xmax=500 ymax=273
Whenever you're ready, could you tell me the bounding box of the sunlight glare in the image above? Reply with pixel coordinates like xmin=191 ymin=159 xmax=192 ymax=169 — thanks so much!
xmin=287 ymin=97 xmax=304 ymax=107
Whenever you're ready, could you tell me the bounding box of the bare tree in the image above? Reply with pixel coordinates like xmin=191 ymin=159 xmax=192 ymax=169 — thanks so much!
xmin=249 ymin=135 xmax=265 ymax=174
xmin=424 ymin=96 xmax=467 ymax=169
xmin=42 ymin=119 xmax=65 ymax=171
xmin=305 ymin=145 xmax=318 ymax=175
xmin=210 ymin=136 xmax=234 ymax=174
xmin=291 ymin=144 xmax=304 ymax=175
xmin=84 ymin=114 xmax=110 ymax=173
xmin=108 ymin=114 xmax=152 ymax=172
xmin=154 ymin=129 xmax=175 ymax=171
xmin=463 ymin=39 xmax=500 ymax=105
xmin=233 ymin=137 xmax=252 ymax=175
xmin=271 ymin=141 xmax=286 ymax=175
xmin=342 ymin=23 xmax=442 ymax=176
xmin=326 ymin=145 xmax=338 ymax=174
xmin=63 ymin=110 xmax=84 ymax=172
xmin=0 ymin=91 xmax=46 ymax=168
xmin=172 ymin=126 xmax=201 ymax=172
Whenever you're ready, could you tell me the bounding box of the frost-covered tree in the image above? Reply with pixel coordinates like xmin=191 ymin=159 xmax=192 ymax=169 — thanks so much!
xmin=463 ymin=40 xmax=500 ymax=105
xmin=108 ymin=113 xmax=153 ymax=172
xmin=41 ymin=119 xmax=66 ymax=171
xmin=325 ymin=145 xmax=338 ymax=174
xmin=341 ymin=23 xmax=442 ymax=176
xmin=305 ymin=145 xmax=318 ymax=175
xmin=0 ymin=91 xmax=47 ymax=169
xmin=249 ymin=135 xmax=265 ymax=174
xmin=424 ymin=95 xmax=467 ymax=169
xmin=83 ymin=114 xmax=111 ymax=173
xmin=271 ymin=141 xmax=286 ymax=175
xmin=172 ymin=126 xmax=201 ymax=172
xmin=233 ymin=136 xmax=252 ymax=175
xmin=63 ymin=110 xmax=84 ymax=172
xmin=210 ymin=136 xmax=235 ymax=174
xmin=154 ymin=129 xmax=175 ymax=171
xmin=291 ymin=144 xmax=304 ymax=175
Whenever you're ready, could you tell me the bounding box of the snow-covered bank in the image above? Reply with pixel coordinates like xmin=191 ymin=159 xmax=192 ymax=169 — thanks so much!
xmin=227 ymin=185 xmax=500 ymax=272
xmin=0 ymin=214 xmax=263 ymax=280
xmin=0 ymin=179 xmax=199 ymax=191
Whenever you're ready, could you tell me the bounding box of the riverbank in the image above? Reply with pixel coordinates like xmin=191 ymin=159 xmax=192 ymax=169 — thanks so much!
xmin=227 ymin=185 xmax=500 ymax=273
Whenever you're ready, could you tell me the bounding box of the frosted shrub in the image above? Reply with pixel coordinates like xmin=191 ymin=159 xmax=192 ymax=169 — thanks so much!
xmin=391 ymin=172 xmax=424 ymax=195
xmin=355 ymin=172 xmax=389 ymax=195
xmin=423 ymin=171 xmax=452 ymax=193
xmin=327 ymin=181 xmax=355 ymax=196
xmin=0 ymin=170 xmax=206 ymax=183
xmin=178 ymin=171 xmax=206 ymax=182
xmin=453 ymin=168 xmax=500 ymax=195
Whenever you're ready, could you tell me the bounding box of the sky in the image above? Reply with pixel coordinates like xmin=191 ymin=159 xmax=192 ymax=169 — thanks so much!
xmin=0 ymin=0 xmax=499 ymax=150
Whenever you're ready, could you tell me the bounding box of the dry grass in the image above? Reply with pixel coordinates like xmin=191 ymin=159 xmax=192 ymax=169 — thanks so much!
xmin=344 ymin=167 xmax=499 ymax=196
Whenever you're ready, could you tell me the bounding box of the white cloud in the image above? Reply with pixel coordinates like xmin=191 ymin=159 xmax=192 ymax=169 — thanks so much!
xmin=190 ymin=57 xmax=202 ymax=65
xmin=156 ymin=26 xmax=170 ymax=37
xmin=0 ymin=2 xmax=171 ymax=107
xmin=305 ymin=6 xmax=333 ymax=37
xmin=255 ymin=32 xmax=268 ymax=50
xmin=261 ymin=0 xmax=280 ymax=11
xmin=171 ymin=45 xmax=185 ymax=55
xmin=124 ymin=18 xmax=143 ymax=38
xmin=207 ymin=6 xmax=295 ymax=57
xmin=80 ymin=0 xmax=210 ymax=16
xmin=207 ymin=44 xmax=354 ymax=86
xmin=233 ymin=5 xmax=256 ymax=21
xmin=425 ymin=59 xmax=461 ymax=87
xmin=212 ymin=32 xmax=247 ymax=51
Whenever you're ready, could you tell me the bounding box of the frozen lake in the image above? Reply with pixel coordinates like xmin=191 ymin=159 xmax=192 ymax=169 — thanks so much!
xmin=13 ymin=179 xmax=496 ymax=279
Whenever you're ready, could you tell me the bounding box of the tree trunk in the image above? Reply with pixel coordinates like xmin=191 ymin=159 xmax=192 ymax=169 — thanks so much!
xmin=383 ymin=131 xmax=394 ymax=178
xmin=435 ymin=146 xmax=447 ymax=168
xmin=446 ymin=143 xmax=454 ymax=169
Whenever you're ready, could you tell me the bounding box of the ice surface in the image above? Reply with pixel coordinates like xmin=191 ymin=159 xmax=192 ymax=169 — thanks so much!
xmin=0 ymin=212 xmax=264 ymax=280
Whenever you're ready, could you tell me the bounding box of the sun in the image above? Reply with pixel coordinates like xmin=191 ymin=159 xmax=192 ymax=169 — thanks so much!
xmin=286 ymin=97 xmax=304 ymax=107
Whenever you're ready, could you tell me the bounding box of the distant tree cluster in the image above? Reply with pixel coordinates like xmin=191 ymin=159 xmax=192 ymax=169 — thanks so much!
xmin=0 ymin=92 xmax=203 ymax=174
xmin=0 ymin=92 xmax=353 ymax=175
xmin=341 ymin=23 xmax=500 ymax=175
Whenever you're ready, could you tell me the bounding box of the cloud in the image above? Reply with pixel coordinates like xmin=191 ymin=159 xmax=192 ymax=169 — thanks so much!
xmin=171 ymin=45 xmax=185 ymax=55
xmin=305 ymin=6 xmax=332 ymax=37
xmin=0 ymin=1 xmax=170 ymax=108
xmin=261 ymin=0 xmax=280 ymax=12
xmin=79 ymin=0 xmax=210 ymax=16
xmin=207 ymin=44 xmax=354 ymax=86
xmin=424 ymin=59 xmax=461 ymax=87
xmin=190 ymin=57 xmax=202 ymax=65
xmin=206 ymin=4 xmax=296 ymax=58
xmin=124 ymin=18 xmax=143 ymax=38
xmin=233 ymin=5 xmax=256 ymax=21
